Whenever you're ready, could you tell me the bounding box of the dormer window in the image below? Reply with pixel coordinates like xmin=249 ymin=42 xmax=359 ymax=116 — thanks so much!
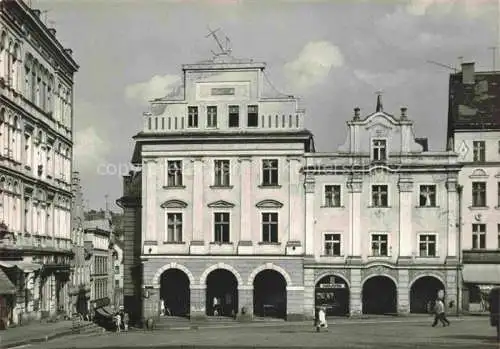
xmin=372 ymin=139 xmax=387 ymax=162
xmin=228 ymin=106 xmax=239 ymax=128
xmin=247 ymin=105 xmax=258 ymax=127
xmin=187 ymin=106 xmax=198 ymax=128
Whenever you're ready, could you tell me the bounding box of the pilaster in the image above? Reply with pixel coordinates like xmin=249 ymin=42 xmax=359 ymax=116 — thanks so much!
xmin=397 ymin=269 xmax=409 ymax=313
xmin=446 ymin=177 xmax=458 ymax=258
xmin=398 ymin=176 xmax=413 ymax=258
xmin=190 ymin=285 xmax=206 ymax=321
xmin=347 ymin=176 xmax=362 ymax=258
xmin=304 ymin=175 xmax=315 ymax=256
xmin=349 ymin=268 xmax=362 ymax=316
xmin=287 ymin=157 xmax=303 ymax=255
xmin=142 ymin=286 xmax=160 ymax=320
xmin=238 ymin=157 xmax=253 ymax=254
xmin=286 ymin=286 xmax=305 ymax=321
xmin=303 ymin=268 xmax=315 ymax=319
xmin=143 ymin=159 xmax=157 ymax=252
xmin=237 ymin=285 xmax=253 ymax=321
xmin=190 ymin=158 xmax=205 ymax=254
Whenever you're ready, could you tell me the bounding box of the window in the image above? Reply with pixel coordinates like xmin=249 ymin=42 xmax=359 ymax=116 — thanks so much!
xmin=187 ymin=106 xmax=198 ymax=128
xmin=166 ymin=213 xmax=182 ymax=242
xmin=372 ymin=139 xmax=387 ymax=161
xmin=473 ymin=141 xmax=485 ymax=162
xmin=324 ymin=233 xmax=341 ymax=256
xmin=472 ymin=182 xmax=486 ymax=207
xmin=115 ymin=280 xmax=120 ymax=288
xmin=419 ymin=234 xmax=436 ymax=257
xmin=207 ymin=106 xmax=217 ymax=128
xmin=419 ymin=185 xmax=436 ymax=207
xmin=497 ymin=224 xmax=500 ymax=249
xmin=166 ymin=160 xmax=183 ymax=186
xmin=371 ymin=185 xmax=388 ymax=207
xmin=261 ymin=212 xmax=278 ymax=243
xmin=497 ymin=182 xmax=500 ymax=207
xmin=247 ymin=105 xmax=258 ymax=127
xmin=324 ymin=185 xmax=341 ymax=207
xmin=214 ymin=160 xmax=230 ymax=186
xmin=228 ymin=105 xmax=239 ymax=127
xmin=114 ymin=265 xmax=119 ymax=274
xmin=472 ymin=224 xmax=486 ymax=249
xmin=262 ymin=159 xmax=279 ymax=186
xmin=371 ymin=234 xmax=388 ymax=256
xmin=214 ymin=212 xmax=230 ymax=243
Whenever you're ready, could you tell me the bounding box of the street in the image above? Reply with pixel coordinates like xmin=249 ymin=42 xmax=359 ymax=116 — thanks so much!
xmin=20 ymin=316 xmax=498 ymax=349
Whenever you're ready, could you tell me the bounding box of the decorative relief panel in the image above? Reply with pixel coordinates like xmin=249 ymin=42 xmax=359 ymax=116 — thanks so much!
xmin=408 ymin=269 xmax=445 ymax=286
xmin=314 ymin=269 xmax=351 ymax=284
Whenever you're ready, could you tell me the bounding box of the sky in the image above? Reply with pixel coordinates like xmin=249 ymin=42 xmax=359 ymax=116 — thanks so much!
xmin=31 ymin=0 xmax=499 ymax=211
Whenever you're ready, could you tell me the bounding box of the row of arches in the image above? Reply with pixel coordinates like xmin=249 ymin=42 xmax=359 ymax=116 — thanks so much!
xmin=158 ymin=267 xmax=445 ymax=318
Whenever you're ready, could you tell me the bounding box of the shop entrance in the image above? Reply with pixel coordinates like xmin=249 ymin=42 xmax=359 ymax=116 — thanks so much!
xmin=315 ymin=275 xmax=349 ymax=316
xmin=205 ymin=269 xmax=238 ymax=317
xmin=253 ymin=270 xmax=287 ymax=319
xmin=362 ymin=276 xmax=397 ymax=314
xmin=160 ymin=269 xmax=190 ymax=317
xmin=410 ymin=276 xmax=445 ymax=313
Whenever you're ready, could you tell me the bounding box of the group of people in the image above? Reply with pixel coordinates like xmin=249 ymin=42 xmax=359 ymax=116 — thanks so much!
xmin=113 ymin=308 xmax=130 ymax=332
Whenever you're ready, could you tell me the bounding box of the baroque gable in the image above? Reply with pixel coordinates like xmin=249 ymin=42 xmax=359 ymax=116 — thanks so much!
xmin=255 ymin=199 xmax=283 ymax=209
xmin=160 ymin=199 xmax=188 ymax=209
xmin=207 ymin=200 xmax=235 ymax=208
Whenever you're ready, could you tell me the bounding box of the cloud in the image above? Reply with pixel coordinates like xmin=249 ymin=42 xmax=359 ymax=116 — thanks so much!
xmin=405 ymin=0 xmax=494 ymax=18
xmin=74 ymin=127 xmax=110 ymax=175
xmin=284 ymin=41 xmax=344 ymax=91
xmin=125 ymin=74 xmax=182 ymax=105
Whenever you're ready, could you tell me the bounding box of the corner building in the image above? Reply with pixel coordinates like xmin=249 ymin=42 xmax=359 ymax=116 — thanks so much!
xmin=303 ymin=102 xmax=462 ymax=316
xmin=131 ymin=55 xmax=313 ymax=321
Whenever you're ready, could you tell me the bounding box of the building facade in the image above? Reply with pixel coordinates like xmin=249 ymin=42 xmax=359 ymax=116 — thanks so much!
xmin=125 ymin=53 xmax=314 ymax=321
xmin=0 ymin=0 xmax=78 ymax=326
xmin=303 ymin=101 xmax=462 ymax=316
xmin=70 ymin=171 xmax=91 ymax=316
xmin=83 ymin=217 xmax=115 ymax=314
xmin=447 ymin=62 xmax=500 ymax=312
xmin=112 ymin=239 xmax=124 ymax=307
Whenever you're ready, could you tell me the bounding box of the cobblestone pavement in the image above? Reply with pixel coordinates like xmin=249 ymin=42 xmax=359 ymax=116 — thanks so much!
xmin=21 ymin=316 xmax=498 ymax=349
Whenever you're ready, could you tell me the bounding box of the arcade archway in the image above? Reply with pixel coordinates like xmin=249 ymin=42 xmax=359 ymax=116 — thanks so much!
xmin=253 ymin=270 xmax=287 ymax=318
xmin=362 ymin=276 xmax=397 ymax=315
xmin=315 ymin=275 xmax=350 ymax=316
xmin=160 ymin=269 xmax=190 ymax=317
xmin=410 ymin=276 xmax=445 ymax=313
xmin=206 ymin=269 xmax=238 ymax=317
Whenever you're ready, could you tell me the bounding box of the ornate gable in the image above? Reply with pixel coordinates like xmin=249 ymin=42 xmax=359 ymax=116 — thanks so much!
xmin=469 ymin=168 xmax=488 ymax=179
xmin=207 ymin=200 xmax=235 ymax=208
xmin=160 ymin=199 xmax=188 ymax=209
xmin=255 ymin=199 xmax=283 ymax=208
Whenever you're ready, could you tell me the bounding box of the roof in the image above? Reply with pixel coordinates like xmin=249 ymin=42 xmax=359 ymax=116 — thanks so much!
xmin=83 ymin=219 xmax=112 ymax=233
xmin=447 ymin=70 xmax=500 ymax=138
xmin=0 ymin=267 xmax=16 ymax=294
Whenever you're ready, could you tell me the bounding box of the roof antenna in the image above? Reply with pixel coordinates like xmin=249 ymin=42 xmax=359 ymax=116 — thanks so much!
xmin=426 ymin=60 xmax=458 ymax=73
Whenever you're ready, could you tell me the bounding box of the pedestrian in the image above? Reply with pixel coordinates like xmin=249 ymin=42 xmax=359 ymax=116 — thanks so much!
xmin=123 ymin=311 xmax=129 ymax=332
xmin=115 ymin=312 xmax=122 ymax=332
xmin=432 ymin=298 xmax=450 ymax=327
xmin=315 ymin=306 xmax=328 ymax=332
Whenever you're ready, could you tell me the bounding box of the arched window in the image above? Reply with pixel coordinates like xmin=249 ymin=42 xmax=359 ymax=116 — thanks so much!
xmin=0 ymin=32 xmax=6 ymax=79
xmin=12 ymin=43 xmax=19 ymax=90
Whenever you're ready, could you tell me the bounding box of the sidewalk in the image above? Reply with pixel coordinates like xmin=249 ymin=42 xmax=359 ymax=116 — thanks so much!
xmin=0 ymin=320 xmax=93 ymax=348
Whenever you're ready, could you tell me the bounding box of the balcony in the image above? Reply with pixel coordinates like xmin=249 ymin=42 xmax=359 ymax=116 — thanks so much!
xmin=462 ymin=249 xmax=500 ymax=264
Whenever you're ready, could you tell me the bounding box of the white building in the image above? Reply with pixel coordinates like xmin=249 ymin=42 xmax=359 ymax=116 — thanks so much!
xmin=447 ymin=62 xmax=500 ymax=312
xmin=0 ymin=0 xmax=78 ymax=326
xmin=303 ymin=100 xmax=463 ymax=316
xmin=127 ymin=52 xmax=314 ymax=321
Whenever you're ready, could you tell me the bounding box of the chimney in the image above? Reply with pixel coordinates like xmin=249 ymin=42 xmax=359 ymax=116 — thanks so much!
xmin=353 ymin=107 xmax=360 ymax=120
xmin=461 ymin=62 xmax=475 ymax=84
xmin=32 ymin=9 xmax=41 ymax=17
xmin=400 ymin=107 xmax=407 ymax=119
xmin=64 ymin=48 xmax=73 ymax=55
xmin=48 ymin=28 xmax=56 ymax=36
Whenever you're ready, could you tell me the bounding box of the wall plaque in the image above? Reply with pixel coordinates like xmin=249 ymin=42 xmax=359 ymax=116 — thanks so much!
xmin=211 ymin=87 xmax=235 ymax=96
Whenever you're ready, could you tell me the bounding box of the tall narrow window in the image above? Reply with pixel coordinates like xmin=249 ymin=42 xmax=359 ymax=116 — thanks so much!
xmin=371 ymin=234 xmax=388 ymax=256
xmin=324 ymin=233 xmax=341 ymax=256
xmin=473 ymin=141 xmax=485 ymax=162
xmin=419 ymin=234 xmax=436 ymax=257
xmin=372 ymin=139 xmax=387 ymax=161
xmin=207 ymin=106 xmax=217 ymax=128
xmin=262 ymin=159 xmax=279 ymax=186
xmin=166 ymin=160 xmax=183 ymax=187
xmin=472 ymin=182 xmax=486 ymax=207
xmin=261 ymin=212 xmax=278 ymax=243
xmin=214 ymin=212 xmax=230 ymax=243
xmin=497 ymin=182 xmax=500 ymax=207
xmin=324 ymin=185 xmax=341 ymax=207
xmin=371 ymin=185 xmax=388 ymax=207
xmin=247 ymin=105 xmax=258 ymax=127
xmin=187 ymin=106 xmax=198 ymax=128
xmin=166 ymin=213 xmax=182 ymax=242
xmin=228 ymin=106 xmax=239 ymax=127
xmin=472 ymin=224 xmax=486 ymax=249
xmin=214 ymin=160 xmax=230 ymax=186
xmin=419 ymin=185 xmax=436 ymax=207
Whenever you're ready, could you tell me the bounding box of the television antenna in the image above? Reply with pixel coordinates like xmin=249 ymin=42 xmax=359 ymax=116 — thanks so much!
xmin=205 ymin=26 xmax=232 ymax=57
xmin=426 ymin=60 xmax=458 ymax=73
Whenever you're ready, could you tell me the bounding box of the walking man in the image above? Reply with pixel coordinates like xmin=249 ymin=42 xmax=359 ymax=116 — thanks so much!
xmin=432 ymin=298 xmax=450 ymax=327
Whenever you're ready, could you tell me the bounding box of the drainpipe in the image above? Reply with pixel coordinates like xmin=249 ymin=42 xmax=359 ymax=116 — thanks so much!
xmin=457 ymin=185 xmax=463 ymax=317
